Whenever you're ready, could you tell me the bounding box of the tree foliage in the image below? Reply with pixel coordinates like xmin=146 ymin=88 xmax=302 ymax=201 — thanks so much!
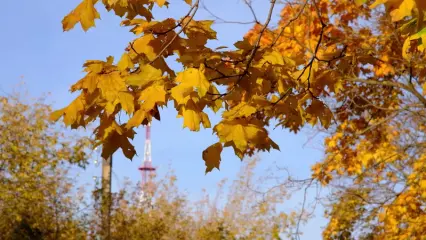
xmin=0 ymin=92 xmax=93 ymax=239
xmin=51 ymin=0 xmax=426 ymax=238
xmin=86 ymin=157 xmax=298 ymax=239
xmin=0 ymin=91 xmax=297 ymax=239
xmin=243 ymin=0 xmax=426 ymax=239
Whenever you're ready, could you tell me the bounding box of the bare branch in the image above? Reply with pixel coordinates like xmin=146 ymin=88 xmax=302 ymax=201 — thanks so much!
xmin=243 ymin=0 xmax=260 ymax=24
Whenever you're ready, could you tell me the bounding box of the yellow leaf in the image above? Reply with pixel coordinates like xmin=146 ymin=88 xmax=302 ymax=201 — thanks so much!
xmin=49 ymin=108 xmax=65 ymax=122
xmin=259 ymin=50 xmax=285 ymax=66
xmin=422 ymin=83 xmax=426 ymax=95
xmin=139 ymin=85 xmax=167 ymax=110
xmin=408 ymin=27 xmax=426 ymax=50
xmin=171 ymin=84 xmax=194 ymax=105
xmin=118 ymin=92 xmax=135 ymax=114
xmin=117 ymin=53 xmax=134 ymax=71
xmin=334 ymin=80 xmax=343 ymax=94
xmin=222 ymin=102 xmax=257 ymax=120
xmin=202 ymin=142 xmax=223 ymax=173
xmin=207 ymin=85 xmax=223 ymax=113
xmin=132 ymin=34 xmax=158 ymax=61
xmin=200 ymin=112 xmax=211 ymax=128
xmin=105 ymin=98 xmax=120 ymax=116
xmin=420 ymin=180 xmax=426 ymax=189
xmin=71 ymin=75 xmax=99 ymax=93
xmin=355 ymin=0 xmax=367 ymax=6
xmin=64 ymin=96 xmax=85 ymax=126
xmin=234 ymin=38 xmax=252 ymax=51
xmin=98 ymin=72 xmax=127 ymax=102
xmin=62 ymin=0 xmax=100 ymax=31
xmin=214 ymin=119 xmax=266 ymax=154
xmin=155 ymin=0 xmax=166 ymax=7
xmin=126 ymin=109 xmax=147 ymax=129
xmin=182 ymin=106 xmax=201 ymax=131
xmin=83 ymin=60 xmax=105 ymax=74
xmin=184 ymin=0 xmax=192 ymax=5
xmin=402 ymin=37 xmax=412 ymax=61
xmin=175 ymin=68 xmax=210 ymax=98
xmin=390 ymin=0 xmax=415 ymax=22
xmin=126 ymin=64 xmax=163 ymax=87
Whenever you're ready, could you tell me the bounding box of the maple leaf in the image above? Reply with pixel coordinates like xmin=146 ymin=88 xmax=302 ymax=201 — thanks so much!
xmin=389 ymin=0 xmax=415 ymax=22
xmin=98 ymin=72 xmax=127 ymax=110
xmin=126 ymin=64 xmax=164 ymax=87
xmin=222 ymin=102 xmax=257 ymax=120
xmin=71 ymin=75 xmax=99 ymax=93
xmin=138 ymin=85 xmax=167 ymax=110
xmin=408 ymin=27 xmax=426 ymax=50
xmin=305 ymin=99 xmax=333 ymax=128
xmin=131 ymin=34 xmax=159 ymax=61
xmin=206 ymin=85 xmax=223 ymax=113
xmin=173 ymin=67 xmax=210 ymax=99
xmin=155 ymin=0 xmax=167 ymax=7
xmin=118 ymin=92 xmax=135 ymax=114
xmin=202 ymin=142 xmax=223 ymax=173
xmin=62 ymin=0 xmax=100 ymax=31
xmin=95 ymin=116 xmax=123 ymax=140
xmin=213 ymin=119 xmax=278 ymax=159
xmin=182 ymin=19 xmax=217 ymax=46
xmin=126 ymin=109 xmax=147 ymax=129
xmin=178 ymin=99 xmax=210 ymax=131
xmin=61 ymin=96 xmax=86 ymax=126
xmin=117 ymin=53 xmax=134 ymax=70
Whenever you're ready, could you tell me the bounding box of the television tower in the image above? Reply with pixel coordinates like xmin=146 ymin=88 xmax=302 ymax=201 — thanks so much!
xmin=138 ymin=122 xmax=156 ymax=207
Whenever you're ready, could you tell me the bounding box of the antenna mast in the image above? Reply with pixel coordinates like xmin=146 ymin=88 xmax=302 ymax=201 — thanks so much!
xmin=138 ymin=123 xmax=156 ymax=206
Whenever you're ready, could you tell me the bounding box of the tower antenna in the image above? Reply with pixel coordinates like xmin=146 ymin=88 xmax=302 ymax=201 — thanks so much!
xmin=138 ymin=122 xmax=156 ymax=207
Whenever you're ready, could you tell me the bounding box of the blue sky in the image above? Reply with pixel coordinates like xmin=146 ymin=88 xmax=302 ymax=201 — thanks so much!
xmin=0 ymin=0 xmax=327 ymax=238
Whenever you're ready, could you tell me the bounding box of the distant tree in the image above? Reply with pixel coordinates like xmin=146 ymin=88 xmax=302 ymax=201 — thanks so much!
xmin=0 ymin=92 xmax=93 ymax=239
xmin=85 ymin=157 xmax=298 ymax=239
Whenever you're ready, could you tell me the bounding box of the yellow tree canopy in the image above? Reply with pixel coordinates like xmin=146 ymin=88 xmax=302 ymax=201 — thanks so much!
xmin=54 ymin=0 xmax=426 ymax=207
xmin=50 ymin=0 xmax=426 ymax=238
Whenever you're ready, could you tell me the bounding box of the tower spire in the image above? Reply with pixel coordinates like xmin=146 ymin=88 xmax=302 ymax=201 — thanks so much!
xmin=138 ymin=122 xmax=156 ymax=207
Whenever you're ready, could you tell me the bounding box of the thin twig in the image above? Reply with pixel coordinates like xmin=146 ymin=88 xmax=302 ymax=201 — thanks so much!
xmin=149 ymin=0 xmax=200 ymax=64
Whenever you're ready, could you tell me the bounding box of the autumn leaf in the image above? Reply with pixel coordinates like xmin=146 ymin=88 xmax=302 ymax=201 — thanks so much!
xmin=174 ymin=67 xmax=210 ymax=98
xmin=389 ymin=0 xmax=415 ymax=22
xmin=63 ymin=96 xmax=85 ymax=126
xmin=131 ymin=34 xmax=158 ymax=61
xmin=202 ymin=142 xmax=223 ymax=173
xmin=178 ymin=99 xmax=210 ymax=131
xmin=139 ymin=85 xmax=167 ymax=110
xmin=126 ymin=109 xmax=147 ymax=129
xmin=62 ymin=0 xmax=100 ymax=31
xmin=98 ymin=72 xmax=127 ymax=102
xmin=155 ymin=0 xmax=167 ymax=7
xmin=222 ymin=102 xmax=257 ymax=120
xmin=126 ymin=64 xmax=164 ymax=87
xmin=355 ymin=0 xmax=367 ymax=6
xmin=305 ymin=98 xmax=333 ymax=128
xmin=408 ymin=27 xmax=426 ymax=50
xmin=49 ymin=108 xmax=66 ymax=122
xmin=213 ymin=119 xmax=278 ymax=158
xmin=118 ymin=92 xmax=135 ymax=114
xmin=182 ymin=19 xmax=217 ymax=46
xmin=117 ymin=53 xmax=134 ymax=70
